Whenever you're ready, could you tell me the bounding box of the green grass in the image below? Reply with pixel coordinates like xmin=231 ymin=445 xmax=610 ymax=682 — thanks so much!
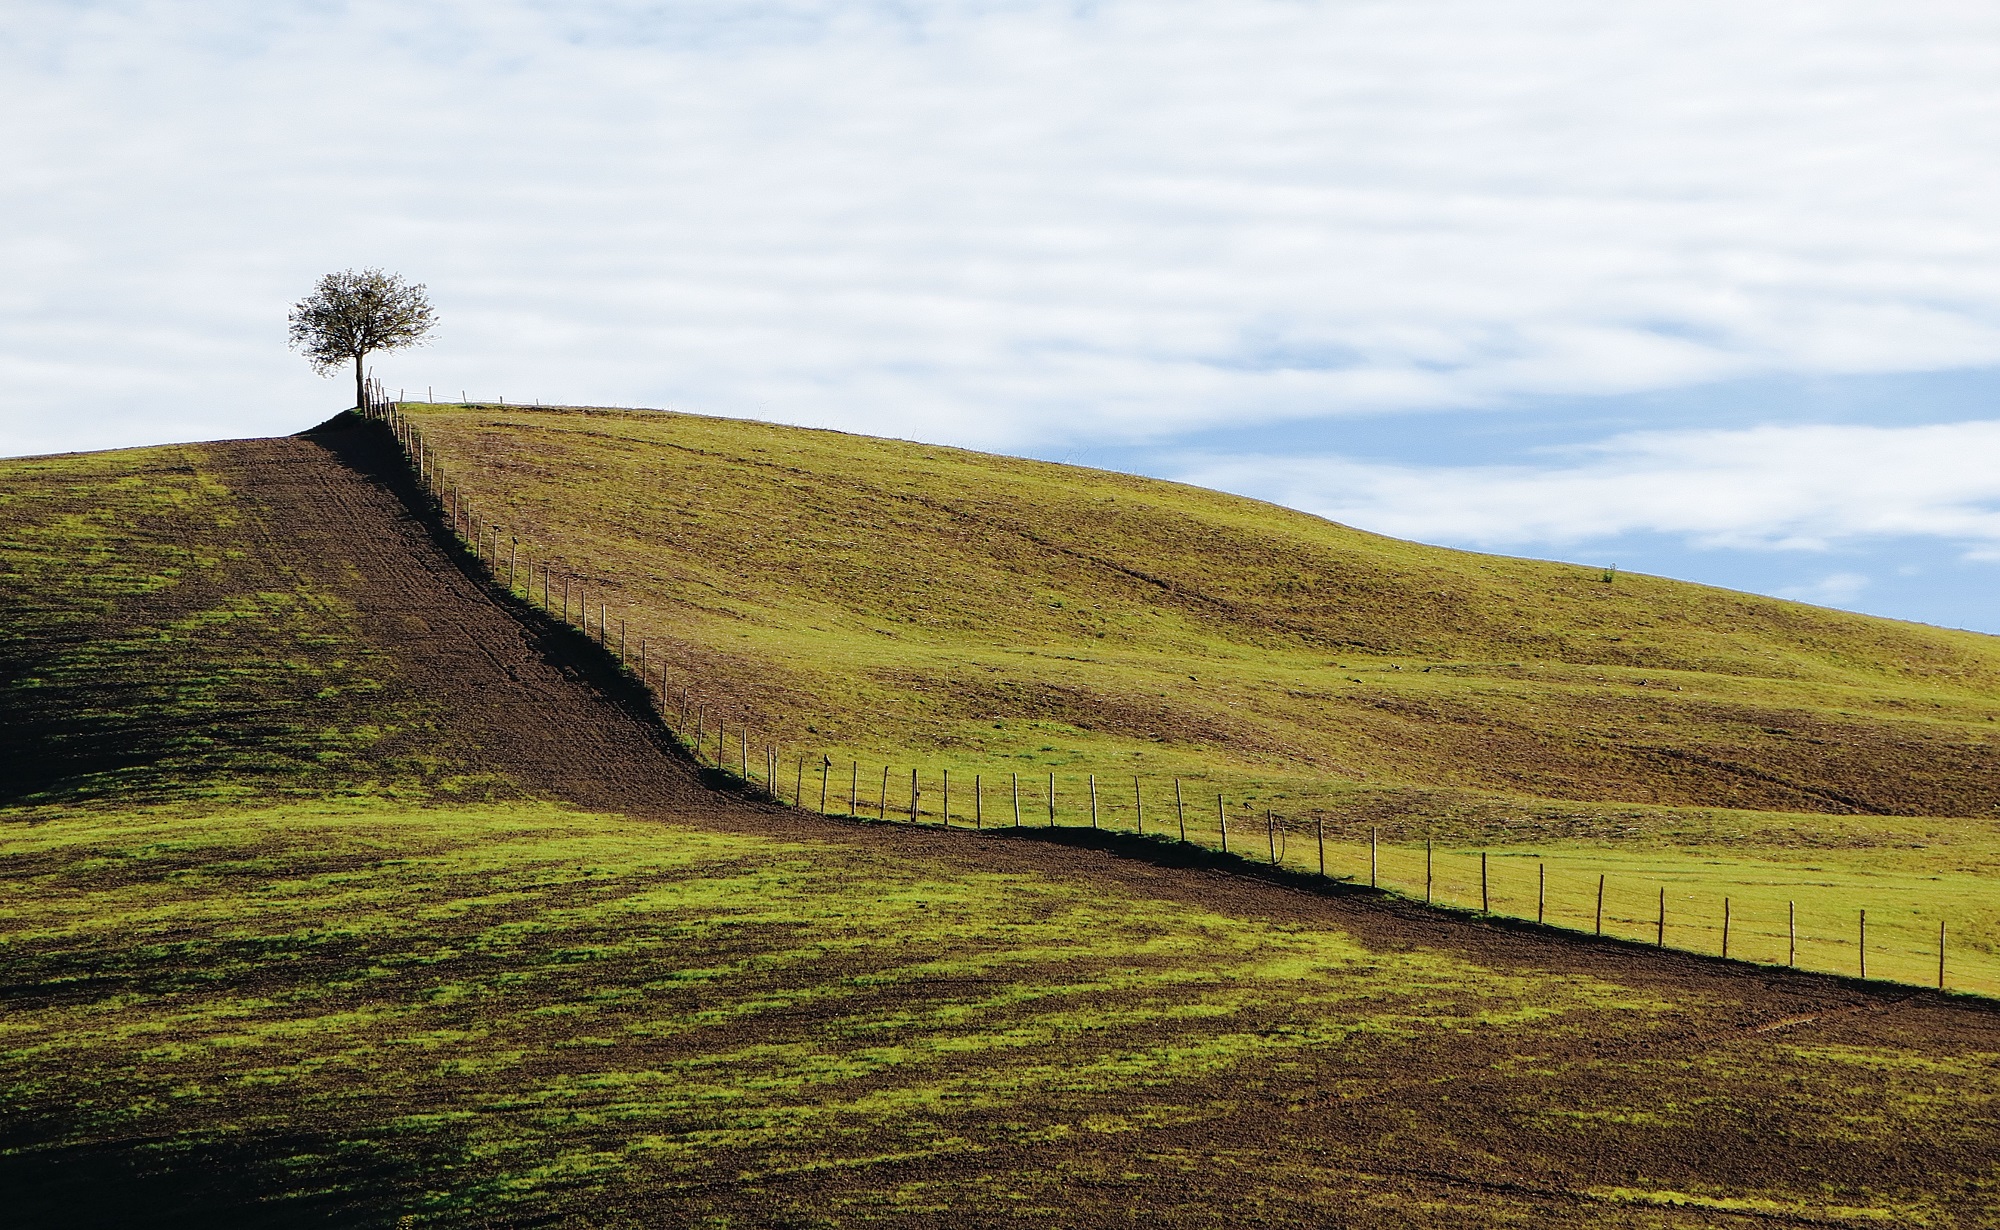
xmin=405 ymin=402 xmax=2000 ymax=821
xmin=397 ymin=403 xmax=2000 ymax=994
xmin=900 ymin=788 xmax=2000 ymax=994
xmin=0 ymin=797 xmax=1624 ymax=1221
xmin=6 ymin=797 xmax=1996 ymax=1225
xmin=1345 ymin=837 xmax=2000 ymax=993
xmin=781 ymin=771 xmax=2000 ymax=995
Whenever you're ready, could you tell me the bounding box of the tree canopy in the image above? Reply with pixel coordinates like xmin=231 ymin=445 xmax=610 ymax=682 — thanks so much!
xmin=288 ymin=269 xmax=436 ymax=408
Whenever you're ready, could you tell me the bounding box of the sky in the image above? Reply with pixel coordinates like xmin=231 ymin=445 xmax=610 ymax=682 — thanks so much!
xmin=6 ymin=0 xmax=2000 ymax=632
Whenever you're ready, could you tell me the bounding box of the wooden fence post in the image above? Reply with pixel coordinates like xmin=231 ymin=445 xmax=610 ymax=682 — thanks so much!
xmin=1266 ymin=809 xmax=1275 ymax=864
xmin=1595 ymin=874 xmax=1604 ymax=936
xmin=943 ymin=769 xmax=950 ymax=826
xmin=1657 ymin=887 xmax=1665 ymax=948
xmin=819 ymin=757 xmax=829 ymax=814
xmin=1089 ymin=774 xmax=1098 ymax=829
xmin=850 ymin=762 xmax=858 ymax=818
xmin=1012 ymin=773 xmax=1021 ymax=826
xmin=1371 ymin=828 xmax=1379 ymax=888
xmin=1788 ymin=900 xmax=1796 ymax=967
xmin=975 ymin=774 xmax=983 ymax=830
xmin=1217 ymin=796 xmax=1228 ymax=854
xmin=878 ymin=766 xmax=888 ymax=820
xmin=1859 ymin=909 xmax=1867 ymax=979
xmin=1538 ymin=863 xmax=1545 ymax=925
xmin=1426 ymin=841 xmax=1434 ymax=905
xmin=1939 ymin=920 xmax=1947 ymax=990
xmin=1722 ymin=897 xmax=1731 ymax=959
xmin=1048 ymin=773 xmax=1056 ymax=827
xmin=1480 ymin=851 xmax=1487 ymax=912
xmin=910 ymin=768 xmax=919 ymax=823
xmin=1316 ymin=817 xmax=1325 ymax=877
xmin=1175 ymin=779 xmax=1186 ymax=841
xmin=740 ymin=728 xmax=748 ymax=781
xmin=794 ymin=757 xmax=804 ymax=806
xmin=1133 ymin=776 xmax=1143 ymax=836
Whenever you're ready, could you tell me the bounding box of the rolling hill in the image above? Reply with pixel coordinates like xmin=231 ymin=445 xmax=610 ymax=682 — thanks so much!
xmin=402 ymin=401 xmax=2000 ymax=824
xmin=3 ymin=412 xmax=1999 ymax=1226
xmin=396 ymin=402 xmax=2000 ymax=990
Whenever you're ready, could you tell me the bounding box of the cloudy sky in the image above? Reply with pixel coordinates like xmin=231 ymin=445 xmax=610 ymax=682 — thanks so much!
xmin=7 ymin=1 xmax=2000 ymax=631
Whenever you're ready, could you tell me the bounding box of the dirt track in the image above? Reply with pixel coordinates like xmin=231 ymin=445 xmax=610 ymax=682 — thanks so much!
xmin=200 ymin=417 xmax=709 ymax=815
xmin=163 ymin=416 xmax=2000 ymax=1224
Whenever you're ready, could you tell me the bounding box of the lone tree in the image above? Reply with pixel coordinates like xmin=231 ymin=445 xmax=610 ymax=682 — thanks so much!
xmin=287 ymin=269 xmax=436 ymax=409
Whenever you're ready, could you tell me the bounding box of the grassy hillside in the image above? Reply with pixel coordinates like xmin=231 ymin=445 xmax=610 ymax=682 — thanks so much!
xmin=5 ymin=426 xmax=2000 ymax=1226
xmin=396 ymin=404 xmax=2000 ymax=990
xmin=15 ymin=797 xmax=2000 ymax=1228
xmin=403 ymin=402 xmax=2000 ymax=824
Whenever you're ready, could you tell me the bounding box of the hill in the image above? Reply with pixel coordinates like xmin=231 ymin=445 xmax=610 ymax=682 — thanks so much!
xmin=3 ymin=415 xmax=1999 ymax=1226
xmin=396 ymin=402 xmax=2000 ymax=990
xmin=401 ymin=402 xmax=2000 ymax=824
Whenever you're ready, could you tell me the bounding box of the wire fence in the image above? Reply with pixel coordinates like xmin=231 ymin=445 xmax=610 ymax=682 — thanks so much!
xmin=360 ymin=384 xmax=1994 ymax=1000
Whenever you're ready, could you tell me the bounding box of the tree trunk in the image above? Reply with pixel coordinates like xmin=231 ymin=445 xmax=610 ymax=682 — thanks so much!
xmin=353 ymin=351 xmax=366 ymax=411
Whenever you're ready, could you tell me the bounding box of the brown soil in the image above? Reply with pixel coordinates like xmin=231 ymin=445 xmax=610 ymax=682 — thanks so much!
xmin=211 ymin=418 xmax=716 ymax=817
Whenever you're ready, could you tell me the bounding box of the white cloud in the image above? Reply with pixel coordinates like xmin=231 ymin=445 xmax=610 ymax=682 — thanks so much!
xmin=1777 ymin=572 xmax=1872 ymax=606
xmin=1172 ymin=420 xmax=2000 ymax=552
xmin=6 ymin=1 xmax=2000 ymax=455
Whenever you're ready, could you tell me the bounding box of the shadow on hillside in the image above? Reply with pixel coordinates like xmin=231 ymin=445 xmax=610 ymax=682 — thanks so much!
xmin=0 ymin=1128 xmax=443 ymax=1229
xmin=990 ymin=821 xmax=1379 ymax=894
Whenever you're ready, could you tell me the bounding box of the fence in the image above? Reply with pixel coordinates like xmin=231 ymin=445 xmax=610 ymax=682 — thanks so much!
xmin=358 ymin=383 xmax=1988 ymax=999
